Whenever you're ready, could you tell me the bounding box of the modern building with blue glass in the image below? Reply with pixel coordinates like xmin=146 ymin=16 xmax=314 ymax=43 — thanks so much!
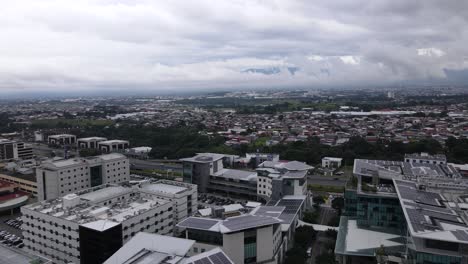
xmin=336 ymin=154 xmax=468 ymax=264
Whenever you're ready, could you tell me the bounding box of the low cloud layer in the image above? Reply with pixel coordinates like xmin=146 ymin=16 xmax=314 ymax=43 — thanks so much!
xmin=1 ymin=0 xmax=468 ymax=94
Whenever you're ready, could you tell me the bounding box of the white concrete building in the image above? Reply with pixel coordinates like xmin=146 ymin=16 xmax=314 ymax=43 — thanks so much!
xmin=138 ymin=180 xmax=198 ymax=225
xmin=103 ymin=232 xmax=234 ymax=264
xmin=178 ymin=215 xmax=283 ymax=264
xmin=98 ymin=140 xmax=130 ymax=153
xmin=21 ymin=184 xmax=176 ymax=264
xmin=36 ymin=153 xmax=130 ymax=201
xmin=257 ymin=160 xmax=313 ymax=201
xmin=404 ymin=152 xmax=447 ymax=165
xmin=0 ymin=139 xmax=33 ymax=161
xmin=322 ymin=157 xmax=343 ymax=168
xmin=48 ymin=134 xmax=76 ymax=146
xmin=77 ymin=137 xmax=107 ymax=149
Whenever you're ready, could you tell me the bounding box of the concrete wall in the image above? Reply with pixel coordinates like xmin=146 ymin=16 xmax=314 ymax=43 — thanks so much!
xmin=223 ymin=232 xmax=244 ymax=264
xmin=257 ymin=226 xmax=274 ymax=263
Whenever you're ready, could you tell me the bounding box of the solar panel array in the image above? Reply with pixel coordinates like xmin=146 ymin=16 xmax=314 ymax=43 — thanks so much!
xmin=222 ymin=215 xmax=280 ymax=232
xmin=178 ymin=217 xmax=219 ymax=230
xmin=452 ymin=230 xmax=468 ymax=241
xmin=403 ymin=202 xmax=451 ymax=214
xmin=253 ymin=206 xmax=284 ymax=218
xmin=276 ymin=199 xmax=304 ymax=224
xmin=188 ymin=251 xmax=233 ymax=264
xmin=209 ymin=252 xmax=233 ymax=264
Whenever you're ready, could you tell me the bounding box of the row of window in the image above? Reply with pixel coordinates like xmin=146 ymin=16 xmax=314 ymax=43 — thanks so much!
xmin=26 ymin=244 xmax=79 ymax=262
xmin=23 ymin=228 xmax=77 ymax=241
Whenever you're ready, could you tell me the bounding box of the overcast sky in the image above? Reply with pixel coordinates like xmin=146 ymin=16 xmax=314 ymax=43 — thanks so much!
xmin=1 ymin=0 xmax=468 ymax=94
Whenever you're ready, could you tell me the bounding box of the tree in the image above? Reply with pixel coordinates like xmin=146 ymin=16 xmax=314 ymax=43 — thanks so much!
xmin=303 ymin=210 xmax=319 ymax=224
xmin=331 ymin=197 xmax=345 ymax=215
xmin=294 ymin=226 xmax=317 ymax=248
xmin=313 ymin=196 xmax=325 ymax=206
xmin=315 ymin=253 xmax=337 ymax=264
xmin=284 ymin=246 xmax=307 ymax=264
xmin=376 ymin=245 xmax=388 ymax=264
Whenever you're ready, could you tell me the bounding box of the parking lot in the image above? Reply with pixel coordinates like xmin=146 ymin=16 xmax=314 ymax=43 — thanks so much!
xmin=0 ymin=212 xmax=24 ymax=250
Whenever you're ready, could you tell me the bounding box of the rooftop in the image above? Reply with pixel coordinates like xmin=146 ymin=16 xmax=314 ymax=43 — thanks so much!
xmin=394 ymin=180 xmax=468 ymax=244
xmin=24 ymin=185 xmax=170 ymax=225
xmin=140 ymin=182 xmax=188 ymax=195
xmin=77 ymin=137 xmax=107 ymax=141
xmin=184 ymin=247 xmax=234 ymax=264
xmin=353 ymin=159 xmax=463 ymax=183
xmin=405 ymin=152 xmax=447 ymax=161
xmin=259 ymin=160 xmax=313 ymax=172
xmin=177 ymin=214 xmax=281 ymax=234
xmin=211 ymin=169 xmax=257 ymax=181
xmin=104 ymin=232 xmax=195 ymax=264
xmin=41 ymin=153 xmax=126 ymax=170
xmin=99 ymin=140 xmax=129 ymax=144
xmin=180 ymin=153 xmax=225 ymax=163
xmin=335 ymin=216 xmax=405 ymax=257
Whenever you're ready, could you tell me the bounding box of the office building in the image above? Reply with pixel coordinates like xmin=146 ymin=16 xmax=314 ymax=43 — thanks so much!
xmin=335 ymin=156 xmax=468 ymax=264
xmin=48 ymin=134 xmax=76 ymax=146
xmin=181 ymin=153 xmax=225 ymax=193
xmin=0 ymin=139 xmax=33 ymax=161
xmin=182 ymin=153 xmax=313 ymax=201
xmin=322 ymin=157 xmax=343 ymax=168
xmin=98 ymin=140 xmax=130 ymax=153
xmin=36 ymin=153 xmax=130 ymax=200
xmin=0 ymin=172 xmax=37 ymax=195
xmin=178 ymin=214 xmax=282 ymax=264
xmin=77 ymin=137 xmax=107 ymax=149
xmin=404 ymin=152 xmax=447 ymax=165
xmin=138 ymin=180 xmax=198 ymax=224
xmin=256 ymin=160 xmax=313 ymax=201
xmin=103 ymin=232 xmax=234 ymax=264
xmin=21 ymin=184 xmax=176 ymax=264
xmin=178 ymin=195 xmax=306 ymax=264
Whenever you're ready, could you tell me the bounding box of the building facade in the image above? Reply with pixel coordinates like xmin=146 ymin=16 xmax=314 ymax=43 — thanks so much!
xmin=0 ymin=139 xmax=33 ymax=161
xmin=21 ymin=183 xmax=185 ymax=264
xmin=36 ymin=153 xmax=130 ymax=200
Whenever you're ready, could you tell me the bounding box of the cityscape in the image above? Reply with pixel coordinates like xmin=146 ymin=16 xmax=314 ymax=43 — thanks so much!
xmin=1 ymin=1 xmax=468 ymax=264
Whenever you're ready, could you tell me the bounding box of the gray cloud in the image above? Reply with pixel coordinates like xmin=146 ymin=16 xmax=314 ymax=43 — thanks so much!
xmin=0 ymin=0 xmax=468 ymax=94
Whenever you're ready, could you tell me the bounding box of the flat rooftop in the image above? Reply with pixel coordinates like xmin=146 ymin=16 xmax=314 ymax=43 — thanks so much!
xmin=394 ymin=180 xmax=468 ymax=244
xmin=24 ymin=185 xmax=169 ymax=225
xmin=177 ymin=214 xmax=281 ymax=234
xmin=180 ymin=153 xmax=225 ymax=163
xmin=335 ymin=216 xmax=405 ymax=257
xmin=354 ymin=159 xmax=462 ymax=180
xmin=259 ymin=160 xmax=313 ymax=171
xmin=140 ymin=183 xmax=188 ymax=195
xmin=104 ymin=232 xmax=195 ymax=264
xmin=405 ymin=153 xmax=447 ymax=161
xmin=211 ymin=169 xmax=257 ymax=181
xmin=99 ymin=140 xmax=129 ymax=144
xmin=41 ymin=153 xmax=126 ymax=170
xmin=77 ymin=137 xmax=107 ymax=141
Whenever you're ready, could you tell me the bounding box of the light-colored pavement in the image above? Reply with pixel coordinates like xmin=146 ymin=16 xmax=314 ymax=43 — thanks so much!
xmin=0 ymin=244 xmax=36 ymax=264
